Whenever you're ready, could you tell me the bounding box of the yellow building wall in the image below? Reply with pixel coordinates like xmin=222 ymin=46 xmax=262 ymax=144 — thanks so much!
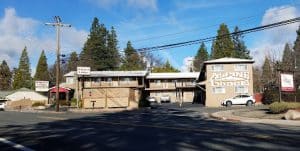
xmin=205 ymin=63 xmax=254 ymax=107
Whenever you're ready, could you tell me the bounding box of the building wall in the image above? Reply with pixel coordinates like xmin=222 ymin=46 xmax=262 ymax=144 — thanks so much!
xmin=147 ymin=79 xmax=195 ymax=103
xmin=205 ymin=63 xmax=253 ymax=107
xmin=82 ymin=87 xmax=139 ymax=109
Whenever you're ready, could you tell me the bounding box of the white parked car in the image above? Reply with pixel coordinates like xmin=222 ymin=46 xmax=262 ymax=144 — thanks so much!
xmin=147 ymin=96 xmax=157 ymax=103
xmin=160 ymin=95 xmax=171 ymax=103
xmin=0 ymin=101 xmax=6 ymax=111
xmin=221 ymin=95 xmax=255 ymax=107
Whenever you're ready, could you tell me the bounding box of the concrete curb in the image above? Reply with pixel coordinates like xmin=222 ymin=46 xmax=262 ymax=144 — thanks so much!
xmin=210 ymin=110 xmax=300 ymax=126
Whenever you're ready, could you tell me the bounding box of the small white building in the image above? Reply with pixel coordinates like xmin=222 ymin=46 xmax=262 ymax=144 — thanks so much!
xmin=6 ymin=88 xmax=48 ymax=102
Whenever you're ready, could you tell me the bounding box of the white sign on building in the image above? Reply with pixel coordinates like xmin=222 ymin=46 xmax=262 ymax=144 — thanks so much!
xmin=210 ymin=72 xmax=250 ymax=87
xmin=35 ymin=81 xmax=49 ymax=92
xmin=77 ymin=67 xmax=91 ymax=75
xmin=281 ymin=73 xmax=294 ymax=92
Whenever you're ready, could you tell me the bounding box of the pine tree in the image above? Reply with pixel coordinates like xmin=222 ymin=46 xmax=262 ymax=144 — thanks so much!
xmin=293 ymin=26 xmax=300 ymax=87
xmin=232 ymin=26 xmax=251 ymax=59
xmin=107 ymin=26 xmax=120 ymax=70
xmin=210 ymin=40 xmax=216 ymax=59
xmin=121 ymin=41 xmax=145 ymax=70
xmin=282 ymin=43 xmax=294 ymax=72
xmin=193 ymin=42 xmax=208 ymax=71
xmin=67 ymin=51 xmax=78 ymax=72
xmin=213 ymin=23 xmax=235 ymax=59
xmin=34 ymin=50 xmax=50 ymax=81
xmin=261 ymin=56 xmax=273 ymax=87
xmin=79 ymin=17 xmax=104 ymax=70
xmin=13 ymin=47 xmax=32 ymax=89
xmin=79 ymin=18 xmax=120 ymax=71
xmin=152 ymin=60 xmax=179 ymax=73
xmin=0 ymin=60 xmax=12 ymax=90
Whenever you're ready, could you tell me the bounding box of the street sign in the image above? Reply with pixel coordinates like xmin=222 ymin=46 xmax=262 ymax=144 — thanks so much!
xmin=35 ymin=81 xmax=49 ymax=92
xmin=77 ymin=67 xmax=91 ymax=75
xmin=281 ymin=73 xmax=295 ymax=92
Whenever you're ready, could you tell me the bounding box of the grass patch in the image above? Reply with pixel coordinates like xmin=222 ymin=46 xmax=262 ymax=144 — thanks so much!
xmin=32 ymin=102 xmax=45 ymax=107
xmin=269 ymin=102 xmax=300 ymax=114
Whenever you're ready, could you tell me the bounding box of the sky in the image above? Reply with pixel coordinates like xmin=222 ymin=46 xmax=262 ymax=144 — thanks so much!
xmin=0 ymin=0 xmax=300 ymax=75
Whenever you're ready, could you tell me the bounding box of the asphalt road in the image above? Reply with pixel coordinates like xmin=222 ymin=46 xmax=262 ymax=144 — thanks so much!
xmin=0 ymin=104 xmax=299 ymax=151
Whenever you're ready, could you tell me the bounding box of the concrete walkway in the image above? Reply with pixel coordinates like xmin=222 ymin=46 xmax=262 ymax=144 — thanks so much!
xmin=211 ymin=109 xmax=300 ymax=126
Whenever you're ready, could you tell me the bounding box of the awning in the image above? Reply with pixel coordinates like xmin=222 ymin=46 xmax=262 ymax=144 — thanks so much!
xmin=49 ymin=87 xmax=70 ymax=93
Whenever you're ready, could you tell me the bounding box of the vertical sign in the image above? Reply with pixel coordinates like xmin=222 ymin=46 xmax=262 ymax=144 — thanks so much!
xmin=280 ymin=73 xmax=295 ymax=92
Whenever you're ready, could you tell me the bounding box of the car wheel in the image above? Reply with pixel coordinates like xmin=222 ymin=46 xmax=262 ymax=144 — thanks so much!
xmin=246 ymin=100 xmax=253 ymax=106
xmin=226 ymin=101 xmax=232 ymax=107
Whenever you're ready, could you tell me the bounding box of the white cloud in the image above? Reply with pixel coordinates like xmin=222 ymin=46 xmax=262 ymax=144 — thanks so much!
xmin=0 ymin=8 xmax=88 ymax=75
xmin=250 ymin=5 xmax=299 ymax=67
xmin=88 ymin=0 xmax=157 ymax=11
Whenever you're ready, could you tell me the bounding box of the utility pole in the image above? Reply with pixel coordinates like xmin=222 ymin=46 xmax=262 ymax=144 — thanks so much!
xmin=46 ymin=16 xmax=71 ymax=112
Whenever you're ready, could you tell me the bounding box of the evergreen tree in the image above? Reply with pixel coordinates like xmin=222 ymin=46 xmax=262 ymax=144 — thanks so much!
xmin=261 ymin=56 xmax=273 ymax=87
xmin=0 ymin=60 xmax=12 ymax=90
xmin=13 ymin=47 xmax=32 ymax=89
xmin=282 ymin=43 xmax=294 ymax=72
xmin=213 ymin=23 xmax=235 ymax=59
xmin=193 ymin=42 xmax=208 ymax=71
xmin=152 ymin=60 xmax=179 ymax=73
xmin=210 ymin=40 xmax=216 ymax=59
xmin=67 ymin=51 xmax=78 ymax=72
xmin=79 ymin=18 xmax=120 ymax=71
xmin=232 ymin=26 xmax=251 ymax=59
xmin=107 ymin=26 xmax=120 ymax=70
xmin=34 ymin=50 xmax=50 ymax=81
xmin=293 ymin=26 xmax=300 ymax=87
xmin=48 ymin=62 xmax=64 ymax=87
xmin=121 ymin=41 xmax=145 ymax=70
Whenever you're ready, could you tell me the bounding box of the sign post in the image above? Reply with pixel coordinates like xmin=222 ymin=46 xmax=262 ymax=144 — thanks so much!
xmin=76 ymin=67 xmax=91 ymax=108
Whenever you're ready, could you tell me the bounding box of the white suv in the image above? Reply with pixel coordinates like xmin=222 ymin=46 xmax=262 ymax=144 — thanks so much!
xmin=0 ymin=101 xmax=6 ymax=111
xmin=221 ymin=95 xmax=255 ymax=107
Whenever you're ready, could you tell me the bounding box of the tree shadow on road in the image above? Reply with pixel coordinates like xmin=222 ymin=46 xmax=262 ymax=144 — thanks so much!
xmin=0 ymin=107 xmax=299 ymax=151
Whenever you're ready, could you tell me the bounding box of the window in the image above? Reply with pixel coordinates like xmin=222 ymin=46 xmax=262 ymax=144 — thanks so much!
xmin=155 ymin=80 xmax=161 ymax=85
xmin=92 ymin=78 xmax=101 ymax=83
xmin=235 ymin=64 xmax=247 ymax=71
xmin=107 ymin=78 xmax=112 ymax=82
xmin=211 ymin=65 xmax=224 ymax=71
xmin=235 ymin=85 xmax=248 ymax=94
xmin=66 ymin=77 xmax=74 ymax=84
xmin=213 ymin=87 xmax=225 ymax=94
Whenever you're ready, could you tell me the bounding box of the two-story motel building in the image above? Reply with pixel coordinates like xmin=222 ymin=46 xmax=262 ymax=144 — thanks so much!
xmin=62 ymin=57 xmax=255 ymax=108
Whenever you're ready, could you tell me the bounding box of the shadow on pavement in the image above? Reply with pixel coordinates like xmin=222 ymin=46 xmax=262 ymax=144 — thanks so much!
xmin=0 ymin=106 xmax=299 ymax=151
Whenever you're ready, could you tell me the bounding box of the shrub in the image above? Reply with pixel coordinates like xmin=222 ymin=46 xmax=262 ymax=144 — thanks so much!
xmin=262 ymin=84 xmax=279 ymax=104
xmin=269 ymin=102 xmax=300 ymax=114
xmin=59 ymin=100 xmax=70 ymax=106
xmin=32 ymin=102 xmax=45 ymax=107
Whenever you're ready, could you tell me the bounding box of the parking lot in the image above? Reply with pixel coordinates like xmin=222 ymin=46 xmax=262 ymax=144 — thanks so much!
xmin=0 ymin=104 xmax=300 ymax=151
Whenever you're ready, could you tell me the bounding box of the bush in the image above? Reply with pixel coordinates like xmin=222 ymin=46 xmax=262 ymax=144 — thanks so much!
xmin=32 ymin=102 xmax=45 ymax=107
xmin=262 ymin=84 xmax=279 ymax=104
xmin=70 ymin=98 xmax=77 ymax=107
xmin=269 ymin=102 xmax=288 ymax=114
xmin=269 ymin=102 xmax=300 ymax=114
xmin=59 ymin=100 xmax=70 ymax=106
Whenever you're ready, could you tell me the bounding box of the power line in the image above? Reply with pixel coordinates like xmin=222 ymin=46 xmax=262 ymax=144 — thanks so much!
xmin=130 ymin=4 xmax=300 ymax=43
xmin=135 ymin=17 xmax=300 ymax=52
